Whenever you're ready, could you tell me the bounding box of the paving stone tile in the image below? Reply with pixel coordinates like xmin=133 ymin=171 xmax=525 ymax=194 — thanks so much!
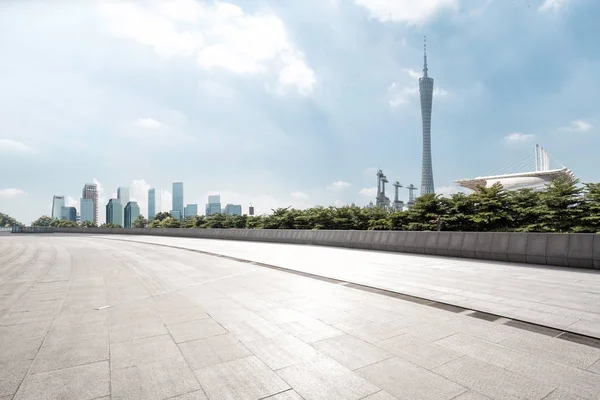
xmin=0 ymin=321 xmax=51 ymax=342
xmin=13 ymin=360 xmax=109 ymax=400
xmin=312 ymin=334 xmax=393 ymax=370
xmin=390 ymin=320 xmax=460 ymax=341
xmin=264 ymin=389 xmax=305 ymax=399
xmin=436 ymin=332 xmax=600 ymax=400
xmin=588 ymin=359 xmax=600 ymax=374
xmin=178 ymin=333 xmax=252 ymax=370
xmin=244 ymin=333 xmax=319 ymax=370
xmin=450 ymin=391 xmax=491 ymax=399
xmin=53 ymin=309 xmax=109 ymax=327
xmin=167 ymin=318 xmax=227 ymax=344
xmin=347 ymin=305 xmax=405 ymax=324
xmin=167 ymin=390 xmax=209 ymax=399
xmin=194 ymin=356 xmax=290 ymax=400
xmin=111 ymin=334 xmax=181 ymax=370
xmin=255 ymin=307 xmax=308 ymax=325
xmin=280 ymin=317 xmax=344 ymax=343
xmin=376 ymin=333 xmax=463 ymax=369
xmin=108 ymin=306 xmax=158 ymax=326
xmin=225 ymin=316 xmax=283 ymax=343
xmin=332 ymin=315 xmax=403 ymax=343
xmin=45 ymin=321 xmax=108 ymax=345
xmin=499 ymin=332 xmax=600 ymax=369
xmin=434 ymin=356 xmax=555 ymax=400
xmin=30 ymin=335 xmax=109 ymax=374
xmin=111 ymin=356 xmax=200 ymax=400
xmin=277 ymin=355 xmax=380 ymax=400
xmin=361 ymin=390 xmax=398 ymax=400
xmin=357 ymin=356 xmax=465 ymax=400
xmin=0 ymin=360 xmax=31 ymax=397
xmin=2 ymin=309 xmax=56 ymax=326
xmin=110 ymin=319 xmax=169 ymax=344
xmin=541 ymin=389 xmax=586 ymax=400
xmin=158 ymin=306 xmax=209 ymax=325
xmin=0 ymin=336 xmax=43 ymax=364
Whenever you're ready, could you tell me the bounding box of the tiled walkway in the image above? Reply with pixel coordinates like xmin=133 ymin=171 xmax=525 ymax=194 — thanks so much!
xmin=1 ymin=235 xmax=600 ymax=400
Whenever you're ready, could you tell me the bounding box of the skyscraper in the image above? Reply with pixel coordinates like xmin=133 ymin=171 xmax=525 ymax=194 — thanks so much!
xmin=148 ymin=188 xmax=156 ymax=220
xmin=60 ymin=206 xmax=77 ymax=221
xmin=80 ymin=198 xmax=94 ymax=223
xmin=52 ymin=195 xmax=65 ymax=219
xmin=172 ymin=182 xmax=184 ymax=220
xmin=419 ymin=37 xmax=435 ymax=195
xmin=82 ymin=183 xmax=98 ymax=225
xmin=124 ymin=201 xmax=140 ymax=228
xmin=205 ymin=195 xmax=221 ymax=216
xmin=223 ymin=204 xmax=242 ymax=216
xmin=184 ymin=204 xmax=198 ymax=218
xmin=106 ymin=198 xmax=123 ymax=226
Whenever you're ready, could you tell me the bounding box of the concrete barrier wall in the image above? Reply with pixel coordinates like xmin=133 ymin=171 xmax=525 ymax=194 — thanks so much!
xmin=52 ymin=228 xmax=600 ymax=270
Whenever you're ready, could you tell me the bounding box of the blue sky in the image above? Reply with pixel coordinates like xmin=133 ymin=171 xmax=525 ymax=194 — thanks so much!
xmin=1 ymin=0 xmax=599 ymax=224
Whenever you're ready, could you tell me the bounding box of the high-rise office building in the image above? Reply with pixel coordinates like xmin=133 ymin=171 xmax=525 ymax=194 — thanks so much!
xmin=148 ymin=188 xmax=156 ymax=220
xmin=224 ymin=204 xmax=242 ymax=216
xmin=205 ymin=195 xmax=221 ymax=216
xmin=80 ymin=198 xmax=94 ymax=223
xmin=82 ymin=183 xmax=98 ymax=225
xmin=124 ymin=201 xmax=140 ymax=229
xmin=171 ymin=210 xmax=182 ymax=220
xmin=184 ymin=204 xmax=198 ymax=218
xmin=249 ymin=205 xmax=255 ymax=216
xmin=52 ymin=195 xmax=65 ymax=219
xmin=60 ymin=206 xmax=77 ymax=221
xmin=106 ymin=198 xmax=123 ymax=226
xmin=419 ymin=38 xmax=435 ymax=196
xmin=172 ymin=182 xmax=184 ymax=220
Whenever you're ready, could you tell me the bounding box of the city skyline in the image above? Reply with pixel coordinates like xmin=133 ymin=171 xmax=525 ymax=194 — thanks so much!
xmin=2 ymin=0 xmax=600 ymax=225
xmin=419 ymin=38 xmax=435 ymax=196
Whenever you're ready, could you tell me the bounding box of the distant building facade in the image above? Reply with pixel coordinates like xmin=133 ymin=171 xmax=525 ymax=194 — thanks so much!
xmin=224 ymin=204 xmax=242 ymax=216
xmin=82 ymin=183 xmax=98 ymax=225
xmin=205 ymin=195 xmax=221 ymax=216
xmin=249 ymin=205 xmax=255 ymax=216
xmin=80 ymin=198 xmax=94 ymax=223
xmin=60 ymin=206 xmax=77 ymax=222
xmin=171 ymin=210 xmax=182 ymax=220
xmin=184 ymin=204 xmax=198 ymax=218
xmin=52 ymin=195 xmax=65 ymax=219
xmin=106 ymin=199 xmax=123 ymax=226
xmin=124 ymin=201 xmax=140 ymax=229
xmin=148 ymin=188 xmax=156 ymax=220
xmin=172 ymin=182 xmax=184 ymax=220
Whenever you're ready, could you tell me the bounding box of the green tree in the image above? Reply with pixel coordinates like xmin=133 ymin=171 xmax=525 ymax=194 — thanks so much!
xmin=100 ymin=223 xmax=122 ymax=228
xmin=31 ymin=215 xmax=53 ymax=227
xmin=404 ymin=193 xmax=446 ymax=231
xmin=50 ymin=219 xmax=78 ymax=228
xmin=442 ymin=193 xmax=476 ymax=231
xmin=153 ymin=212 xmax=171 ymax=222
xmin=538 ymin=177 xmax=584 ymax=232
xmin=160 ymin=217 xmax=181 ymax=228
xmin=469 ymin=183 xmax=511 ymax=231
xmin=80 ymin=220 xmax=97 ymax=228
xmin=580 ymin=183 xmax=600 ymax=233
xmin=0 ymin=213 xmax=23 ymax=227
xmin=507 ymin=189 xmax=543 ymax=232
xmin=132 ymin=215 xmax=148 ymax=228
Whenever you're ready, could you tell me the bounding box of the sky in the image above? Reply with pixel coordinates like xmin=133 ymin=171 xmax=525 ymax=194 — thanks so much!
xmin=1 ymin=0 xmax=599 ymax=224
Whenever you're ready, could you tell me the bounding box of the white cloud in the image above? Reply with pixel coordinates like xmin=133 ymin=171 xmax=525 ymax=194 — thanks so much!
xmin=359 ymin=187 xmax=377 ymax=197
xmin=504 ymin=132 xmax=534 ymax=143
xmin=327 ymin=181 xmax=352 ymax=190
xmin=354 ymin=0 xmax=459 ymax=24
xmin=387 ymin=82 xmax=418 ymax=107
xmin=291 ymin=191 xmax=309 ymax=199
xmin=436 ymin=185 xmax=467 ymax=197
xmin=402 ymin=68 xmax=421 ymax=79
xmin=134 ymin=118 xmax=163 ymax=129
xmin=130 ymin=179 xmax=152 ymax=217
xmin=538 ymin=0 xmax=571 ymax=12
xmin=99 ymin=1 xmax=316 ymax=95
xmin=0 ymin=188 xmax=25 ymax=199
xmin=433 ymin=87 xmax=448 ymax=97
xmin=0 ymin=139 xmax=37 ymax=155
xmin=560 ymin=119 xmax=592 ymax=132
xmin=160 ymin=190 xmax=172 ymax=213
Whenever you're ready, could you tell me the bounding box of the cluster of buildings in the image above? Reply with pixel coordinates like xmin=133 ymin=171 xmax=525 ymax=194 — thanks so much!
xmin=51 ymin=182 xmax=254 ymax=228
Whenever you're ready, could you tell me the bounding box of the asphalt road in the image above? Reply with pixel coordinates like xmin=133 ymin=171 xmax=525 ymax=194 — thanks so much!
xmin=1 ymin=234 xmax=600 ymax=400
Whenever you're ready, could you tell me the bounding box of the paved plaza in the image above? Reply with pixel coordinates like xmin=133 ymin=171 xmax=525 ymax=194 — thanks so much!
xmin=1 ymin=235 xmax=600 ymax=400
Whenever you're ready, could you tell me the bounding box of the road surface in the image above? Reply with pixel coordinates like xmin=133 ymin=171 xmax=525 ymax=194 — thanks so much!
xmin=1 ymin=234 xmax=600 ymax=400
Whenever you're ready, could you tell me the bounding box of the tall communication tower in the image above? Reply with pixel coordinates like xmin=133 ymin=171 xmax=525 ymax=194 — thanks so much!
xmin=419 ymin=37 xmax=435 ymax=196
